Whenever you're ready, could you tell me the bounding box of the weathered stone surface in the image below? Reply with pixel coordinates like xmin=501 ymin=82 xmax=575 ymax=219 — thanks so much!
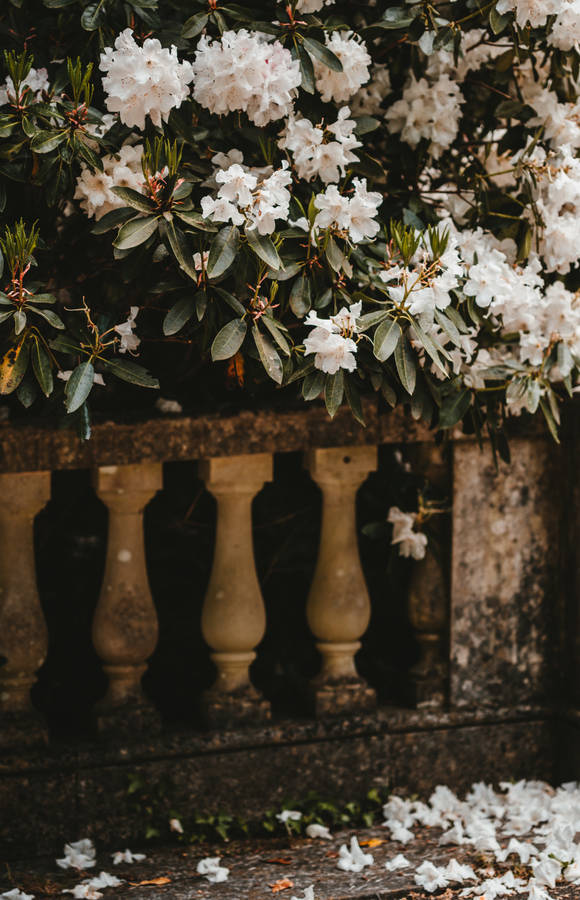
xmin=0 ymin=707 xmax=556 ymax=858
xmin=450 ymin=437 xmax=562 ymax=708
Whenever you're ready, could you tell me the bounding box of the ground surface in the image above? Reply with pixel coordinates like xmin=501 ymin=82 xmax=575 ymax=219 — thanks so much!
xmin=3 ymin=826 xmax=578 ymax=900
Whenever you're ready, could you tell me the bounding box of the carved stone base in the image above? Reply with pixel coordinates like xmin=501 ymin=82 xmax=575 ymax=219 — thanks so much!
xmin=310 ymin=678 xmax=376 ymax=717
xmin=0 ymin=710 xmax=48 ymax=750
xmin=409 ymin=673 xmax=446 ymax=709
xmin=201 ymin=686 xmax=271 ymax=729
xmin=95 ymin=699 xmax=162 ymax=737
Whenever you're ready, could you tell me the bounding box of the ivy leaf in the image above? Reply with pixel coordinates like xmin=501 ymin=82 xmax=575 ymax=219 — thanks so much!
xmin=101 ymin=358 xmax=159 ymax=387
xmin=245 ymin=228 xmax=281 ymax=270
xmin=394 ymin=336 xmax=416 ymax=394
xmin=114 ymin=216 xmax=159 ymax=250
xmin=211 ymin=318 xmax=247 ymax=360
xmin=163 ymin=296 xmax=196 ymax=335
xmin=324 ymin=369 xmax=345 ymax=417
xmin=302 ymin=37 xmax=343 ymax=72
xmin=65 ymin=360 xmax=94 ymax=413
xmin=111 ymin=187 xmax=156 ymax=214
xmin=253 ymin=325 xmax=283 ymax=384
xmin=207 ymin=225 xmax=239 ymax=279
xmin=373 ymin=318 xmax=401 ymax=362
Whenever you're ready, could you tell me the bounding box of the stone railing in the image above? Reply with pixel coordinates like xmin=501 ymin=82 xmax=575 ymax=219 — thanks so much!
xmin=0 ymin=398 xmax=577 ymax=854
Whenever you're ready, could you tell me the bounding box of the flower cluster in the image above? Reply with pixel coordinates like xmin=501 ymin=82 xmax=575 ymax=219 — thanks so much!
xmin=314 ymin=178 xmax=382 ymax=243
xmin=0 ymin=66 xmax=49 ymax=106
xmin=387 ymin=507 xmax=428 ymax=560
xmin=201 ymin=162 xmax=292 ymax=235
xmin=74 ymin=144 xmax=144 ymax=220
xmin=303 ymin=302 xmax=361 ymax=374
xmin=100 ymin=29 xmax=193 ymax=130
xmin=313 ymin=32 xmax=371 ymax=103
xmin=278 ymin=107 xmax=361 ymax=184
xmin=385 ymin=73 xmax=464 ymax=159
xmin=192 ymin=30 xmax=301 ymax=126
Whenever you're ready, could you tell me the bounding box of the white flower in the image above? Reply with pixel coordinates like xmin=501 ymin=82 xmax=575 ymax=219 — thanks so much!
xmin=550 ymin=0 xmax=580 ymax=50
xmin=314 ymin=178 xmax=381 ymax=243
xmin=192 ymin=30 xmax=300 ymax=126
xmin=496 ymin=838 xmax=538 ymax=864
xmin=295 ymin=0 xmax=335 ymax=10
xmin=57 ymin=840 xmax=96 ymax=871
xmin=169 ymin=817 xmax=184 ymax=834
xmin=155 ymin=397 xmax=183 ymax=415
xmin=100 ymin=28 xmax=193 ymax=129
xmin=74 ymin=144 xmax=144 ymax=220
xmin=111 ymin=849 xmax=146 ymax=865
xmin=415 ymin=861 xmax=449 ymax=892
xmin=196 ymin=857 xmax=229 ymax=883
xmin=58 ymin=370 xmax=105 ymax=387
xmin=495 ymin=0 xmax=559 ymax=28
xmin=336 ymin=836 xmax=373 ymax=873
xmin=114 ymin=307 xmax=141 ymax=354
xmin=385 ymin=854 xmax=410 ymax=871
xmin=0 ymin=66 xmax=49 ymax=106
xmin=193 ymin=251 xmax=209 ymax=272
xmin=84 ymin=873 xmax=122 ymax=890
xmin=444 ymin=859 xmax=476 ymax=883
xmin=1 ymin=891 xmax=35 ymax=900
xmin=387 ymin=507 xmax=427 ymax=560
xmin=303 ymin=302 xmax=361 ymax=373
xmin=385 ymin=73 xmax=463 ymax=159
xmin=276 ymin=810 xmax=302 ymax=823
xmin=314 ymin=32 xmax=371 ymax=103
xmin=305 ymin=824 xmax=332 ymax=840
xmin=62 ymin=887 xmax=102 ymax=899
xmin=279 ymin=107 xmax=361 ymax=184
xmin=525 ymin=883 xmax=552 ymax=900
xmin=202 ymin=162 xmax=292 ymax=236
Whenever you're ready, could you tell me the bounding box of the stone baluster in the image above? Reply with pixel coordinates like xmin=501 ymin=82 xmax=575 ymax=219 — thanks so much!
xmin=305 ymin=446 xmax=377 ymax=715
xmin=92 ymin=463 xmax=162 ymax=731
xmin=199 ymin=453 xmax=272 ymax=726
xmin=0 ymin=471 xmax=51 ymax=747
xmin=406 ymin=443 xmax=449 ymax=708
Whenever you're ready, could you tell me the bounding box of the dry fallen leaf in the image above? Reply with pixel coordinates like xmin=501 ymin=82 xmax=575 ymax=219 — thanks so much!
xmin=129 ymin=876 xmax=172 ymax=887
xmin=269 ymin=878 xmax=294 ymax=892
xmin=265 ymin=858 xmax=293 ymax=865
xmin=359 ymin=838 xmax=386 ymax=848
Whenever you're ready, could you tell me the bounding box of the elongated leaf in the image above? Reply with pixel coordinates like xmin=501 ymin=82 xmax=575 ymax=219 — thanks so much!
xmin=91 ymin=207 xmax=135 ymax=235
xmin=302 ymin=37 xmax=343 ymax=71
xmin=65 ymin=360 xmax=95 ymax=412
xmin=114 ymin=216 xmax=159 ymax=250
xmin=289 ymin=274 xmax=311 ymax=318
xmin=207 ymin=225 xmax=239 ymax=279
xmin=325 ymin=236 xmax=344 ymax=273
xmin=302 ymin=370 xmax=325 ymax=400
xmin=111 ymin=186 xmax=155 ymax=213
xmin=163 ymin=296 xmax=195 ymax=335
xmin=30 ymin=130 xmax=67 ymax=153
xmin=195 ymin=290 xmax=208 ymax=321
xmin=439 ymin=388 xmax=472 ymax=429
xmin=16 ymin=376 xmax=38 ymax=408
xmin=182 ymin=10 xmax=209 ymax=38
xmin=0 ymin=309 xmax=14 ymax=324
xmin=411 ymin=318 xmax=449 ymax=373
xmin=344 ymin=376 xmax=365 ymax=426
xmin=245 ymin=228 xmax=281 ymax=270
xmin=14 ymin=309 xmax=26 ymax=334
xmin=81 ymin=1 xmax=106 ymax=30
xmin=253 ymin=325 xmax=283 ymax=384
xmin=101 ymin=358 xmax=159 ymax=388
xmin=211 ymin=318 xmax=247 ymax=360
xmin=28 ymin=306 xmax=65 ymax=329
xmin=215 ymin=287 xmax=245 ymax=316
xmin=165 ymin=219 xmax=198 ymax=280
xmin=296 ymin=42 xmax=315 ymax=94
xmin=261 ymin=315 xmax=291 ymax=356
xmin=0 ymin=337 xmax=30 ymax=394
xmin=394 ymin=337 xmax=416 ymax=395
xmin=175 ymin=208 xmax=218 ymax=231
xmin=32 ymin=338 xmax=53 ymax=397
xmin=434 ymin=308 xmax=462 ymax=348
xmin=357 ymin=309 xmax=390 ymax=331
xmin=373 ymin=318 xmax=401 ymax=362
xmin=324 ymin=369 xmax=345 ymax=418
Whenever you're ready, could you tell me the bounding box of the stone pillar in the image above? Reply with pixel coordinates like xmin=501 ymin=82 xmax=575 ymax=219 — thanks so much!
xmin=199 ymin=453 xmax=272 ymax=725
xmin=406 ymin=443 xmax=449 ymax=708
xmin=306 ymin=446 xmax=377 ymax=715
xmin=92 ymin=463 xmax=162 ymax=731
xmin=0 ymin=471 xmax=51 ymax=747
xmin=450 ymin=437 xmax=559 ymax=709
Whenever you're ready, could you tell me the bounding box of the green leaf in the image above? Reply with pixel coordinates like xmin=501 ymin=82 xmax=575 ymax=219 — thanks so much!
xmin=289 ymin=274 xmax=311 ymax=318
xmin=65 ymin=360 xmax=94 ymax=413
xmin=433 ymin=308 xmax=462 ymax=348
xmin=245 ymin=228 xmax=281 ymax=270
xmin=101 ymin=358 xmax=159 ymax=388
xmin=354 ymin=116 xmax=380 ymax=135
xmin=32 ymin=339 xmax=53 ymax=397
xmin=211 ymin=318 xmax=247 ymax=360
xmin=14 ymin=309 xmax=26 ymax=334
xmin=373 ymin=318 xmax=401 ymax=362
xmin=182 ymin=10 xmax=209 ymax=38
xmin=165 ymin=219 xmax=199 ymax=280
xmin=325 ymin=236 xmax=344 ymax=273
xmin=16 ymin=376 xmax=38 ymax=408
xmin=111 ymin=186 xmax=155 ymax=214
xmin=302 ymin=37 xmax=343 ymax=72
xmin=43 ymin=0 xmax=78 ymax=6
xmin=324 ymin=369 xmax=345 ymax=418
xmin=207 ymin=225 xmax=239 ymax=279
xmin=28 ymin=306 xmax=65 ymax=329
xmin=30 ymin=130 xmax=68 ymax=153
xmin=175 ymin=209 xmax=218 ymax=231
xmin=253 ymin=325 xmax=283 ymax=384
xmin=297 ymin=42 xmax=315 ymax=94
xmin=411 ymin=318 xmax=449 ymax=373
xmin=91 ymin=207 xmax=136 ymax=234
xmin=0 ymin=337 xmax=30 ymax=394
xmin=357 ymin=309 xmax=390 ymax=331
xmin=163 ymin=296 xmax=195 ymax=335
xmin=344 ymin=376 xmax=365 ymax=426
xmin=261 ymin=315 xmax=291 ymax=356
xmin=394 ymin=337 xmax=416 ymax=394
xmin=0 ymin=309 xmax=14 ymax=325
xmin=439 ymin=388 xmax=472 ymax=429
xmin=81 ymin=1 xmax=106 ymax=30
xmin=302 ymin=370 xmax=325 ymax=400
xmin=489 ymin=5 xmax=511 ymax=34
xmin=215 ymin=287 xmax=245 ymax=316
xmin=114 ymin=216 xmax=159 ymax=250
xmin=195 ymin=290 xmax=208 ymax=321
